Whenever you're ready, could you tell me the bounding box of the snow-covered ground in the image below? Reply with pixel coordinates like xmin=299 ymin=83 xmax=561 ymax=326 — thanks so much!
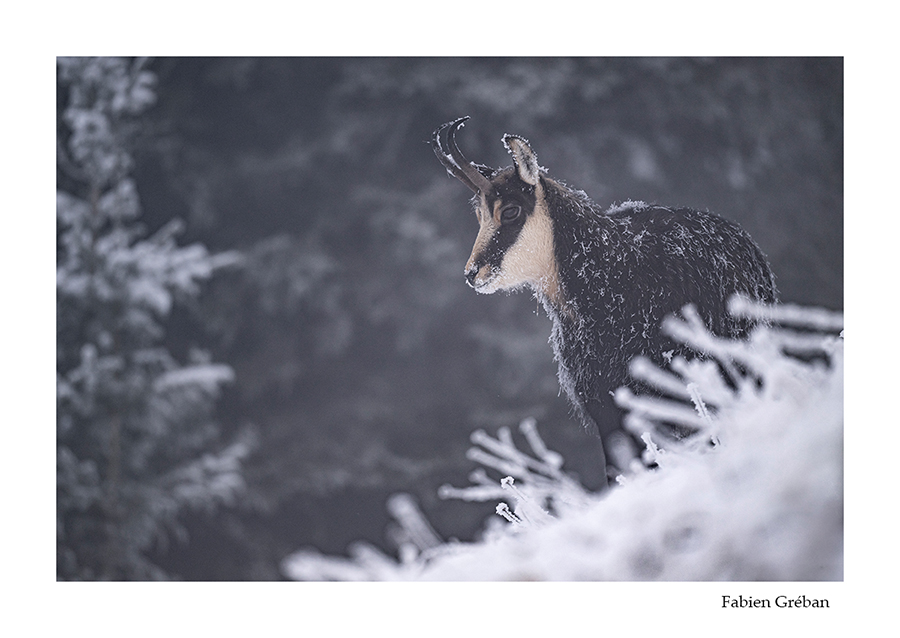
xmin=283 ymin=298 xmax=842 ymax=581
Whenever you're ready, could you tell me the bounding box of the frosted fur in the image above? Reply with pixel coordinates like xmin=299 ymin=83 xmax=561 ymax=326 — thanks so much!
xmin=503 ymin=134 xmax=542 ymax=186
xmin=434 ymin=120 xmax=777 ymax=470
xmin=539 ymin=184 xmax=777 ymax=455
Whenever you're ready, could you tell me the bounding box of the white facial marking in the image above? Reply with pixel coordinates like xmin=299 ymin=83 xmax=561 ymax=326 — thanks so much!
xmin=465 ymin=185 xmax=560 ymax=303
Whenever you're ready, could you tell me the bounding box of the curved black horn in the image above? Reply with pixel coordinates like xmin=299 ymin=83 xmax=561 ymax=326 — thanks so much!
xmin=432 ymin=116 xmax=494 ymax=195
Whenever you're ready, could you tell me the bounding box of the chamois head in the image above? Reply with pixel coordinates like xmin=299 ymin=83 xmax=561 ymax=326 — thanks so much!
xmin=432 ymin=117 xmax=560 ymax=302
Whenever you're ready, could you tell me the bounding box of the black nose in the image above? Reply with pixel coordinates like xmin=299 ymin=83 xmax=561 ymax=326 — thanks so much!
xmin=465 ymin=266 xmax=478 ymax=286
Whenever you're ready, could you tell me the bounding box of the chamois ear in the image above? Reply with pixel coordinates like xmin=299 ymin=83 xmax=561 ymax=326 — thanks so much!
xmin=502 ymin=134 xmax=541 ymax=186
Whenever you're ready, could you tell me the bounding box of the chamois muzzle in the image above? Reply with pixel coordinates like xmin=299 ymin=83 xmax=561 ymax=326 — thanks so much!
xmin=464 ymin=263 xmax=479 ymax=287
xmin=432 ymin=116 xmax=494 ymax=196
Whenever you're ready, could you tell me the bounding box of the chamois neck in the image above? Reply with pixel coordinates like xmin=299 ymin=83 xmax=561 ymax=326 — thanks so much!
xmin=539 ymin=178 xmax=607 ymax=316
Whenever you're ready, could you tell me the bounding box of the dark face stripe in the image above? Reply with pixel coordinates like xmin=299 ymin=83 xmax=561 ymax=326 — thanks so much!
xmin=472 ymin=173 xmax=538 ymax=272
xmin=475 ymin=215 xmax=525 ymax=273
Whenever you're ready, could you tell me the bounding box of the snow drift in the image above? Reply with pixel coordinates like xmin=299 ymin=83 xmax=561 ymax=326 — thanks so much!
xmin=282 ymin=297 xmax=843 ymax=581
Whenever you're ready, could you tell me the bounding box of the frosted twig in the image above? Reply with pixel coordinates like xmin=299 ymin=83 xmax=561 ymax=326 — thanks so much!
xmin=496 ymin=502 xmax=523 ymax=525
xmin=349 ymin=541 xmax=404 ymax=575
xmin=663 ymin=311 xmax=771 ymax=379
xmin=670 ymin=357 xmax=734 ymax=405
xmin=281 ymin=548 xmax=376 ymax=581
xmin=386 ymin=493 xmax=442 ymax=552
xmin=470 ymin=429 xmax=555 ymax=478
xmin=441 ymin=420 xmax=591 ymax=524
xmin=466 ymin=447 xmax=528 ymax=480
xmin=438 ymin=483 xmax=504 ymax=501
xmin=497 ymin=426 xmax=515 ymax=449
xmin=519 ymin=417 xmax=564 ymax=469
xmin=615 ymin=387 xmax=705 ymax=431
xmin=640 ymin=433 xmax=664 ymax=466
xmin=728 ymin=295 xmax=843 ymax=332
xmin=688 ymin=382 xmax=718 ymax=446
xmin=770 ymin=330 xmax=844 ymax=360
xmin=625 ymin=298 xmax=842 ymax=460
xmin=629 ymin=356 xmax=694 ymax=402
xmin=687 ymin=383 xmax=713 ymax=428
xmin=501 ymin=476 xmax=554 ymax=526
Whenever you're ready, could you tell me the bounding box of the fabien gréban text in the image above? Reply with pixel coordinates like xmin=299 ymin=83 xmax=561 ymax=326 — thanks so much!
xmin=722 ymin=595 xmax=830 ymax=609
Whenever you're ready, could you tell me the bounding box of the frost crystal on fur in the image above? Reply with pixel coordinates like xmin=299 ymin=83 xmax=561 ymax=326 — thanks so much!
xmin=434 ymin=119 xmax=778 ymax=468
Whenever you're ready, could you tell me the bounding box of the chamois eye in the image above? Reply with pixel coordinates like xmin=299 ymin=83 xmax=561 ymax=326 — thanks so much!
xmin=500 ymin=205 xmax=522 ymax=223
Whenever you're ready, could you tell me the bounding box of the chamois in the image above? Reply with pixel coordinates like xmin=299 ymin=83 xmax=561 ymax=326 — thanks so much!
xmin=433 ymin=117 xmax=777 ymax=473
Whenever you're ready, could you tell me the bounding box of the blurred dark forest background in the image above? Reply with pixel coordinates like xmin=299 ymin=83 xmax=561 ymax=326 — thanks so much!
xmin=56 ymin=57 xmax=842 ymax=580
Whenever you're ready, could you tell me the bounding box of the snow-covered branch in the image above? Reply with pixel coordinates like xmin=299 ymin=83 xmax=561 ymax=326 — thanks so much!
xmin=281 ymin=298 xmax=843 ymax=581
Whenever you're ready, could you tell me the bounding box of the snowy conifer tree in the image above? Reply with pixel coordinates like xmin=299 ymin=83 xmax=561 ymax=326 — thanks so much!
xmin=56 ymin=57 xmax=249 ymax=580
